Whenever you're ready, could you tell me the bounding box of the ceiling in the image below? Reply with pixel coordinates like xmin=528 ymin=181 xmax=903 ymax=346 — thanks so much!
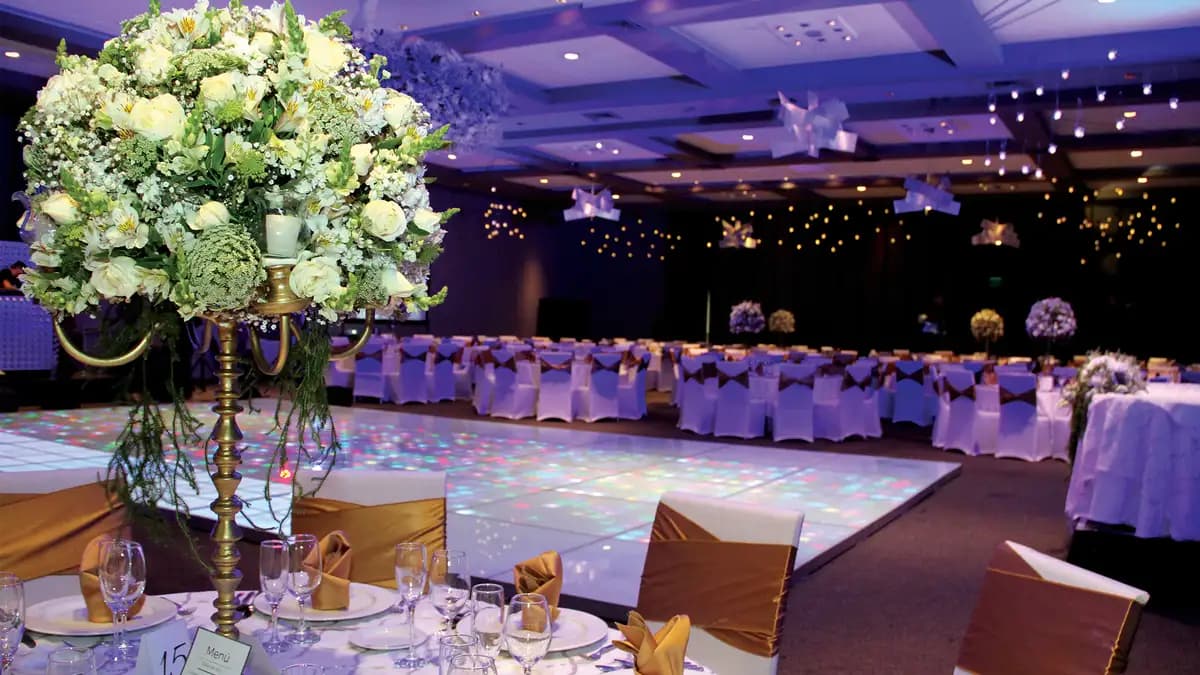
xmin=2 ymin=0 xmax=1200 ymax=203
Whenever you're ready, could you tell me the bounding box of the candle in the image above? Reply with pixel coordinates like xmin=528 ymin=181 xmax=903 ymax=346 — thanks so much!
xmin=264 ymin=213 xmax=302 ymax=258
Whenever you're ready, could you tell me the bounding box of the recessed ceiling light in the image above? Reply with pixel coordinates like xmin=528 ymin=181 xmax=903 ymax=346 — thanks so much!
xmin=562 ymin=52 xmax=580 ymax=61
xmin=446 ymin=153 xmax=457 ymax=160
xmin=473 ymin=9 xmax=482 ymax=16
xmin=961 ymin=158 xmax=974 ymax=166
xmin=611 ymin=148 xmax=619 ymax=155
xmin=775 ymin=25 xmax=785 ymax=31
xmin=1137 ymin=176 xmax=1148 ymax=183
xmin=856 ymin=185 xmax=867 ymax=192
xmin=842 ymin=35 xmax=852 ymax=41
xmin=594 ymin=141 xmax=603 ymax=149
xmin=1130 ymin=150 xmax=1143 ymax=158
xmin=670 ymin=171 xmax=682 ymax=178
xmin=741 ymin=133 xmax=754 ymax=141
xmin=1123 ymin=111 xmax=1137 ymax=118
xmin=612 ymin=194 xmax=621 ymax=200
xmin=793 ymin=40 xmax=802 ymax=46
xmin=3 ymin=51 xmax=19 ymax=59
xmin=538 ymin=178 xmax=550 ymax=184
xmin=1097 ymin=0 xmax=1116 ymax=4
xmin=827 ymin=19 xmax=837 ymax=27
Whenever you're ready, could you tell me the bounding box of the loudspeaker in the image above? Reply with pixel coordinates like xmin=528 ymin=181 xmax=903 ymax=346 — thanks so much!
xmin=536 ymin=297 xmax=589 ymax=340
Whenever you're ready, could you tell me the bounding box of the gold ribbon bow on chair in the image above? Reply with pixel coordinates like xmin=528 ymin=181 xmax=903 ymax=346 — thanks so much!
xmin=716 ymin=370 xmax=750 ymax=388
xmin=401 ymin=346 xmax=427 ymax=362
xmin=637 ymin=502 xmax=796 ymax=658
xmin=840 ymin=371 xmax=874 ymax=392
xmin=0 ymin=481 xmax=125 ymax=584
xmin=540 ymin=358 xmax=572 ymax=374
xmin=682 ymin=365 xmax=704 ymax=383
xmin=779 ymin=373 xmax=815 ymax=390
xmin=494 ymin=354 xmax=518 ymax=373
xmin=998 ymin=387 xmax=1038 ymax=407
xmin=895 ymin=367 xmax=926 ymax=385
xmin=945 ymin=381 xmax=976 ymax=401
xmin=293 ymin=496 xmax=446 ymax=589
xmin=592 ymin=358 xmax=622 ymax=373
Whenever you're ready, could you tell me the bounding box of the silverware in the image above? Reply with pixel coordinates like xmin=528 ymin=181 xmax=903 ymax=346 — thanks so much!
xmin=587 ymin=643 xmax=617 ymax=660
xmin=163 ymin=596 xmax=197 ymax=617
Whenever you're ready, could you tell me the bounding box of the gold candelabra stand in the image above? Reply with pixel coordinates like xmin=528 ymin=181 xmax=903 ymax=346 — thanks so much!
xmin=53 ymin=264 xmax=375 ymax=638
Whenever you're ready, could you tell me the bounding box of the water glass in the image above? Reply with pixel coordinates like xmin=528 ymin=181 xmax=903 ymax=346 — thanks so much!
xmin=429 ymin=550 xmax=470 ymax=635
xmin=46 ymin=646 xmax=95 ymax=675
xmin=469 ymin=583 xmax=505 ymax=658
xmin=448 ymin=654 xmax=499 ymax=675
xmin=503 ymin=593 xmax=552 ymax=675
xmin=259 ymin=539 xmax=289 ymax=654
xmin=437 ymin=634 xmax=478 ymax=675
xmin=393 ymin=542 xmax=427 ymax=669
xmin=286 ymin=534 xmax=322 ymax=646
xmin=0 ymin=572 xmax=24 ymax=674
xmin=97 ymin=540 xmax=146 ymax=669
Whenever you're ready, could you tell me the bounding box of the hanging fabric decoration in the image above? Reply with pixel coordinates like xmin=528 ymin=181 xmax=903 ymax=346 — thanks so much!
xmin=972 ymin=219 xmax=1021 ymax=248
xmin=563 ymin=187 xmax=621 ymax=222
xmin=893 ymin=175 xmax=962 ymax=215
xmin=719 ymin=218 xmax=757 ymax=248
xmin=771 ymin=91 xmax=859 ymax=159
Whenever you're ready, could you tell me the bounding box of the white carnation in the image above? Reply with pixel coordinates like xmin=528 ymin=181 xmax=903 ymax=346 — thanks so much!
xmin=88 ymin=256 xmax=142 ymax=299
xmin=361 ymin=199 xmax=406 ymax=241
xmin=129 ymin=94 xmax=186 ymax=141
xmin=289 ymin=255 xmax=343 ymax=303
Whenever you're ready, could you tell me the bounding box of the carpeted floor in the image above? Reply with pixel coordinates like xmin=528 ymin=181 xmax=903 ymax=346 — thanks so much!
xmin=361 ymin=392 xmax=1200 ymax=675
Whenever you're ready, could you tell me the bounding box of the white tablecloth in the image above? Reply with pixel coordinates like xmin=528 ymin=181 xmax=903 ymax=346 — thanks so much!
xmin=1065 ymin=383 xmax=1200 ymax=540
xmin=13 ymin=591 xmax=714 ymax=674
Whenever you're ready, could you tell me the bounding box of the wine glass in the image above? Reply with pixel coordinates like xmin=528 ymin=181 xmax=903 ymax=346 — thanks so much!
xmin=503 ymin=593 xmax=552 ymax=675
xmin=437 ymin=634 xmax=478 ymax=675
xmin=393 ymin=542 xmax=427 ymax=669
xmin=469 ymin=583 xmax=505 ymax=659
xmin=45 ymin=646 xmax=96 ymax=675
xmin=285 ymin=534 xmax=321 ymax=646
xmin=97 ymin=540 xmax=146 ymax=670
xmin=258 ymin=539 xmax=289 ymax=654
xmin=429 ymin=550 xmax=470 ymax=637
xmin=448 ymin=654 xmax=499 ymax=675
xmin=0 ymin=572 xmax=24 ymax=674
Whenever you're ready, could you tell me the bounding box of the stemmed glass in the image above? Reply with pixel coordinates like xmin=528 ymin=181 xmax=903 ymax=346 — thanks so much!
xmin=448 ymin=654 xmax=499 ymax=675
xmin=46 ymin=646 xmax=96 ymax=675
xmin=258 ymin=540 xmax=289 ymax=654
xmin=503 ymin=593 xmax=552 ymax=675
xmin=285 ymin=534 xmax=321 ymax=646
xmin=469 ymin=583 xmax=505 ymax=659
xmin=97 ymin=540 xmax=146 ymax=670
xmin=0 ymin=572 xmax=24 ymax=675
xmin=393 ymin=542 xmax=427 ymax=669
xmin=429 ymin=550 xmax=470 ymax=637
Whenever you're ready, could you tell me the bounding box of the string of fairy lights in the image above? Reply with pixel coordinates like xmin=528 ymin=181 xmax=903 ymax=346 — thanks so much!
xmin=579 ymin=218 xmax=682 ymax=261
xmin=705 ymin=201 xmax=913 ymax=254
xmin=482 ymin=202 xmax=527 ymax=240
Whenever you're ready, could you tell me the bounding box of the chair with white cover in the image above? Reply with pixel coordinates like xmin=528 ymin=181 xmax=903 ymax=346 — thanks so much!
xmin=773 ymin=362 xmax=818 ymax=442
xmin=637 ymin=491 xmax=802 ymax=675
xmin=351 ymin=340 xmax=388 ymax=402
xmin=1051 ymin=366 xmax=1078 ymax=388
xmin=995 ymin=372 xmax=1053 ymax=461
xmin=471 ymin=350 xmax=494 ymax=415
xmin=618 ymin=352 xmax=650 ymax=420
xmin=395 ymin=340 xmax=432 ymax=405
xmin=932 ymin=368 xmax=977 ymax=454
xmin=677 ymin=357 xmax=717 ymax=435
xmin=453 ymin=349 xmax=474 ymax=400
xmin=713 ymin=360 xmax=765 ymax=439
xmin=838 ymin=361 xmax=881 ymax=440
xmin=811 ymin=363 xmax=844 ymax=441
xmin=583 ymin=352 xmax=622 ymax=422
xmin=294 ymin=468 xmax=446 ymax=588
xmin=0 ymin=469 xmax=127 ymax=605
xmin=490 ymin=349 xmax=536 ymax=419
xmin=429 ymin=341 xmax=462 ymax=402
xmin=536 ymin=351 xmax=575 ymax=422
xmin=892 ymin=360 xmax=932 ymax=426
xmin=955 ymin=541 xmax=1148 ymax=675
xmin=325 ymin=351 xmax=355 ymax=389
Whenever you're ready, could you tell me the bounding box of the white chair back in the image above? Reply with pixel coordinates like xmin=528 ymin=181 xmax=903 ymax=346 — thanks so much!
xmin=583 ymin=352 xmax=622 ymax=422
xmin=428 ymin=341 xmax=461 ymax=402
xmin=838 ymin=360 xmax=881 ymax=440
xmin=490 ymin=348 xmax=535 ymax=419
xmin=618 ymin=352 xmax=650 ymax=420
xmin=996 ymin=372 xmax=1046 ymax=460
xmin=536 ymin=351 xmax=575 ymax=422
xmin=774 ymin=362 xmax=817 ymax=442
xmin=935 ymin=369 xmax=977 ymax=454
xmin=713 ymin=360 xmax=763 ymax=439
xmin=677 ymin=356 xmax=715 ymax=435
xmin=396 ymin=340 xmax=432 ymax=404
xmin=892 ymin=360 xmax=931 ymax=426
xmin=351 ymin=339 xmax=387 ymax=401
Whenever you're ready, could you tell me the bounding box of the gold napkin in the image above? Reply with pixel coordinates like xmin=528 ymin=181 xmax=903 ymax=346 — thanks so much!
xmin=513 ymin=550 xmax=562 ymax=621
xmin=80 ymin=535 xmax=146 ymax=623
xmin=614 ymin=611 xmax=691 ymax=675
xmin=306 ymin=530 xmax=352 ymax=610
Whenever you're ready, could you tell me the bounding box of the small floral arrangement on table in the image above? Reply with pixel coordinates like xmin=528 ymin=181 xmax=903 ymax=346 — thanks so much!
xmin=1061 ymin=351 xmax=1147 ymax=462
xmin=970 ymin=308 xmax=1003 ymax=355
xmin=768 ymin=309 xmax=795 ymax=334
xmin=1026 ymin=297 xmax=1076 ymax=341
xmin=729 ymin=301 xmax=766 ymax=335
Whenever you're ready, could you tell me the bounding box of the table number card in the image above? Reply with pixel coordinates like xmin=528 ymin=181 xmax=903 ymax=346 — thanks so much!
xmin=134 ymin=620 xmax=191 ymax=675
xmin=180 ymin=628 xmax=252 ymax=675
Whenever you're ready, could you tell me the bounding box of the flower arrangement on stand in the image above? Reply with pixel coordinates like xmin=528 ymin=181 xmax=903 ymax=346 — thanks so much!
xmin=768 ymin=309 xmax=795 ymax=334
xmin=1061 ymin=352 xmax=1147 ymax=462
xmin=969 ymin=309 xmax=1004 ymax=358
xmin=18 ymin=0 xmax=453 ymax=636
xmin=729 ymin=301 xmax=765 ymax=335
xmin=1026 ymin=297 xmax=1076 ymax=370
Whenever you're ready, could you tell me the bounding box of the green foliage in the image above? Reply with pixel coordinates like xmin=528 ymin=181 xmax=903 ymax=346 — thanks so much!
xmin=181 ymin=222 xmax=265 ymax=311
xmin=55 ymin=39 xmax=68 ymax=68
xmin=416 ymin=242 xmax=442 ymax=266
xmin=411 ymin=285 xmax=448 ymax=311
xmin=213 ymin=99 xmax=245 ymax=125
xmin=318 ymin=10 xmax=352 ymax=39
xmin=283 ymin=0 xmax=307 ymax=56
xmin=368 ymin=54 xmax=387 ymax=82
xmin=172 ymin=50 xmax=247 ymax=83
xmin=98 ymin=38 xmax=136 ymax=70
xmin=148 ymin=0 xmax=161 ymax=16
xmin=115 ymin=136 xmax=160 ymax=179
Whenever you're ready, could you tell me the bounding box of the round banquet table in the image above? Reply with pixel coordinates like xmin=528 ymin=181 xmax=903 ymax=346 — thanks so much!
xmin=12 ymin=591 xmax=715 ymax=674
xmin=1065 ymin=382 xmax=1200 ymax=540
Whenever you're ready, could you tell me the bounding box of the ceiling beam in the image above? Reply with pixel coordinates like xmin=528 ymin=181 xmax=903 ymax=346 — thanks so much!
xmin=899 ymin=0 xmax=1003 ymax=68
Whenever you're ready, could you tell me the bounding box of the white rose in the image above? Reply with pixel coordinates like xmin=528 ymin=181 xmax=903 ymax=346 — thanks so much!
xmin=129 ymin=94 xmax=186 ymax=141
xmin=88 ymin=256 xmax=142 ymax=299
xmin=350 ymin=143 xmax=374 ymax=176
xmin=136 ymin=43 xmax=173 ymax=84
xmin=383 ymin=90 xmax=419 ymax=130
xmin=361 ymin=200 xmax=406 ymax=241
xmin=303 ymin=29 xmax=347 ymax=79
xmin=189 ymin=201 xmax=231 ymax=231
xmin=138 ymin=267 xmax=171 ymax=300
xmin=97 ymin=63 xmax=123 ymax=84
xmin=250 ymin=31 xmax=276 ymax=55
xmin=40 ymin=192 xmax=79 ymax=225
xmin=380 ymin=266 xmax=416 ymax=299
xmin=411 ymin=208 xmax=441 ymax=233
xmin=289 ymin=256 xmax=343 ymax=303
xmin=200 ymin=71 xmax=241 ymax=105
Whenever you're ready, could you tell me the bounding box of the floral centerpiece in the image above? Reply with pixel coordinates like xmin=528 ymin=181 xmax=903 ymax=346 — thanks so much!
xmin=729 ymin=301 xmax=765 ymax=335
xmin=969 ymin=309 xmax=1004 ymax=357
xmin=1026 ymin=297 xmax=1076 ymax=370
xmin=1061 ymin=351 xmax=1147 ymax=462
xmin=18 ymin=0 xmax=453 ymax=529
xmin=768 ymin=308 xmax=795 ymax=334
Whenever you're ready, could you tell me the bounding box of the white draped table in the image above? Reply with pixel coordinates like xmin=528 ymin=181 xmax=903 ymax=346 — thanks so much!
xmin=13 ymin=591 xmax=714 ymax=674
xmin=1066 ymin=383 xmax=1200 ymax=540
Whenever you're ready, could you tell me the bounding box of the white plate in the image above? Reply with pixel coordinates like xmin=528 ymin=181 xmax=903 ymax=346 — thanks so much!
xmin=25 ymin=596 xmax=176 ymax=637
xmin=548 ymin=608 xmax=609 ymax=652
xmin=348 ymin=622 xmax=428 ymax=651
xmin=254 ymin=583 xmax=394 ymax=622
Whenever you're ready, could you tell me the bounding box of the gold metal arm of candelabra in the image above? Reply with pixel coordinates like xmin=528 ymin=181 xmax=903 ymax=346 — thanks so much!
xmin=329 ymin=308 xmax=376 ymax=360
xmin=53 ymin=320 xmax=153 ymax=368
xmin=247 ymin=314 xmax=294 ymax=376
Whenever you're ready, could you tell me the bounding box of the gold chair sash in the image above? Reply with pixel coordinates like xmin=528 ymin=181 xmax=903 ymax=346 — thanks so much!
xmin=494 ymin=355 xmax=517 ymax=373
xmin=638 ymin=502 xmax=796 ymax=658
xmin=779 ymin=373 xmax=814 ymax=390
xmin=945 ymin=381 xmax=976 ymax=401
xmin=840 ymin=370 xmax=874 ymax=392
xmin=293 ymin=496 xmax=446 ymax=589
xmin=540 ymin=358 xmax=573 ymax=374
xmin=0 ymin=482 xmax=125 ymax=582
xmin=957 ymin=544 xmax=1145 ymax=675
xmin=356 ymin=348 xmax=385 ymax=361
xmin=896 ymin=366 xmax=926 ymax=385
xmin=999 ymin=387 xmax=1038 ymax=407
xmin=592 ymin=358 xmax=622 ymax=373
xmin=400 ymin=346 xmax=428 ymax=362
xmin=716 ymin=370 xmax=750 ymax=389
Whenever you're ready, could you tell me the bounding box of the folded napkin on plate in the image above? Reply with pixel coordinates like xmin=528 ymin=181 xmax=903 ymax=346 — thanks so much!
xmin=513 ymin=550 xmax=562 ymax=621
xmin=80 ymin=535 xmax=146 ymax=623
xmin=614 ymin=611 xmax=691 ymax=675
xmin=306 ymin=530 xmax=352 ymax=610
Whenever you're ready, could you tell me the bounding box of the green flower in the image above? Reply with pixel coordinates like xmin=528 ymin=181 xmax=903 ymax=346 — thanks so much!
xmin=181 ymin=222 xmax=265 ymax=310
